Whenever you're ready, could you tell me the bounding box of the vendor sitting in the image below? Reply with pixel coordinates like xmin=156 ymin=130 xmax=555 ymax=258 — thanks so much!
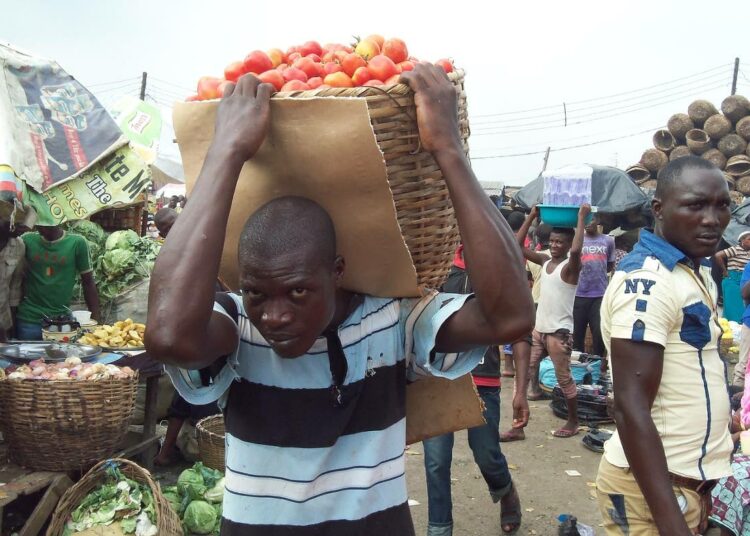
xmin=16 ymin=224 xmax=100 ymax=340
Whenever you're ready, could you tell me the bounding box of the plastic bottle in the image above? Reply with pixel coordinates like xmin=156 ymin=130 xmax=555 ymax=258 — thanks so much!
xmin=558 ymin=514 xmax=595 ymax=536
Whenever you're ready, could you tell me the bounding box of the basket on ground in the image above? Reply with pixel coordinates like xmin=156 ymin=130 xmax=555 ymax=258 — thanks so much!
xmin=46 ymin=458 xmax=182 ymax=536
xmin=197 ymin=414 xmax=226 ymax=472
xmin=0 ymin=375 xmax=138 ymax=471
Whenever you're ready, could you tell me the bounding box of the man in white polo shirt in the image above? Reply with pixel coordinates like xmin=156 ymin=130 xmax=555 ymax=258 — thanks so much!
xmin=596 ymin=155 xmax=734 ymax=535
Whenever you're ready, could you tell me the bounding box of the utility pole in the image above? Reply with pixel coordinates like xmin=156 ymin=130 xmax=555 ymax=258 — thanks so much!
xmin=139 ymin=72 xmax=147 ymax=101
xmin=541 ymin=146 xmax=551 ymax=172
xmin=732 ymin=58 xmax=739 ymax=96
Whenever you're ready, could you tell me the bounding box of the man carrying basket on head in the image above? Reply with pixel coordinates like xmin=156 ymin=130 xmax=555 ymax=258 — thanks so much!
xmin=146 ymin=65 xmax=534 ymax=535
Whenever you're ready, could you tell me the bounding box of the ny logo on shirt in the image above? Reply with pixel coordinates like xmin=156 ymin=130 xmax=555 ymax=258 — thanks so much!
xmin=624 ymin=278 xmax=656 ymax=295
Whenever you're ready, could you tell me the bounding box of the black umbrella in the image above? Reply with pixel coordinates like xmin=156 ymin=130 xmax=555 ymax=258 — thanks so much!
xmin=513 ymin=164 xmax=648 ymax=214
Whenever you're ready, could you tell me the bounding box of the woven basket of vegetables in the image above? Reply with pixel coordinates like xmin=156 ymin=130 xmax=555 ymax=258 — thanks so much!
xmin=196 ymin=414 xmax=226 ymax=472
xmin=0 ymin=361 xmax=139 ymax=471
xmin=46 ymin=458 xmax=182 ymax=536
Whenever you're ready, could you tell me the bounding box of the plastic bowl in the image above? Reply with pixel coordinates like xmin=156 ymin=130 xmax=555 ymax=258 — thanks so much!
xmin=539 ymin=205 xmax=593 ymax=228
xmin=72 ymin=310 xmax=92 ymax=324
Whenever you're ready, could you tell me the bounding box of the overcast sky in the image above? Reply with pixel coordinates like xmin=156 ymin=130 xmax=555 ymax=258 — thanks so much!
xmin=5 ymin=0 xmax=749 ymax=185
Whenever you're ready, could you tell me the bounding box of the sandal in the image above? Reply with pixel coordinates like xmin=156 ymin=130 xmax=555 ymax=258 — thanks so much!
xmin=500 ymin=483 xmax=522 ymax=534
xmin=552 ymin=427 xmax=580 ymax=438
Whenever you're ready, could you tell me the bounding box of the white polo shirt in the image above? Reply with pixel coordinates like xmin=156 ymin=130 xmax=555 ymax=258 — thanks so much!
xmin=601 ymin=230 xmax=733 ymax=481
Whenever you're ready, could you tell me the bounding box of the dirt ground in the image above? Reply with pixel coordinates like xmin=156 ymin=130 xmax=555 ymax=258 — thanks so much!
xmin=405 ymin=385 xmax=606 ymax=536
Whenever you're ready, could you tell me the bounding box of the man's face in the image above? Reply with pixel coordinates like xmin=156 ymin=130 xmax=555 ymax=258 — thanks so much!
xmin=549 ymin=232 xmax=572 ymax=259
xmin=36 ymin=225 xmax=61 ymax=242
xmin=239 ymin=250 xmax=342 ymax=358
xmin=585 ymin=220 xmax=598 ymax=234
xmin=653 ymin=167 xmax=731 ymax=261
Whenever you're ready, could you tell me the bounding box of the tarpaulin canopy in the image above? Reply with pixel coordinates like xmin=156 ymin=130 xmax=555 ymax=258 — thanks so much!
xmin=724 ymin=198 xmax=750 ymax=246
xmin=150 ymin=154 xmax=184 ymax=191
xmin=513 ymin=164 xmax=648 ymax=214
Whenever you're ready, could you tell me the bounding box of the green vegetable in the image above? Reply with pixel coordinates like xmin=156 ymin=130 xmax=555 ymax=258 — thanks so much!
xmin=102 ymin=248 xmax=136 ymax=279
xmin=204 ymin=477 xmax=224 ymax=503
xmin=178 ymin=466 xmax=206 ymax=498
xmin=105 ymin=229 xmax=140 ymax=251
xmin=121 ymin=516 xmax=137 ymax=533
xmin=162 ymin=486 xmax=182 ymax=515
xmin=183 ymin=500 xmax=218 ymax=535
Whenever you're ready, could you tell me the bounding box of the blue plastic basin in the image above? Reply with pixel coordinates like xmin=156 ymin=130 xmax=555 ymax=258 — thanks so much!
xmin=539 ymin=205 xmax=593 ymax=228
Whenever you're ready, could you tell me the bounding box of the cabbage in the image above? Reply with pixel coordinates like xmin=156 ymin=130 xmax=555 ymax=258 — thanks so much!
xmin=183 ymin=500 xmax=218 ymax=534
xmin=101 ymin=248 xmax=136 ymax=278
xmin=177 ymin=467 xmax=206 ymax=498
xmin=105 ymin=229 xmax=140 ymax=251
xmin=204 ymin=477 xmax=224 ymax=503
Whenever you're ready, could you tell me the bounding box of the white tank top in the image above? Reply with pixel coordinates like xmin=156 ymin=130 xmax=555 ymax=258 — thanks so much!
xmin=535 ymin=259 xmax=578 ymax=334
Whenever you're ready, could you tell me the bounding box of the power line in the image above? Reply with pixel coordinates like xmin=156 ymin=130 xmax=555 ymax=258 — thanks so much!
xmin=84 ymin=76 xmax=141 ymax=88
xmin=471 ymin=127 xmax=658 ymax=160
xmin=470 ymin=62 xmax=732 ymax=120
xmin=149 ymin=76 xmax=194 ymax=93
xmin=92 ymin=82 xmax=142 ymax=95
xmin=472 ymin=81 xmax=729 ymax=136
xmin=471 ymin=72 xmax=730 ymax=126
xmin=148 ymin=82 xmax=188 ymax=99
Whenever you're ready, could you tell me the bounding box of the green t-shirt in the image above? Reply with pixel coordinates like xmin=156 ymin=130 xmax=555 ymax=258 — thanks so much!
xmin=17 ymin=232 xmax=92 ymax=324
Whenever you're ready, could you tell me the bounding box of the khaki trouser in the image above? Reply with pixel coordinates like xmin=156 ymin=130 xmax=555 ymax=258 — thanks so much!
xmin=732 ymin=323 xmax=750 ymax=387
xmin=596 ymin=458 xmax=704 ymax=535
xmin=530 ymin=329 xmax=576 ymax=399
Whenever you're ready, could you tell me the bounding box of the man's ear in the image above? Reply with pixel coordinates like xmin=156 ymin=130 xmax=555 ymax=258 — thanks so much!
xmin=652 ymin=197 xmax=663 ymax=221
xmin=333 ymin=255 xmax=345 ymax=286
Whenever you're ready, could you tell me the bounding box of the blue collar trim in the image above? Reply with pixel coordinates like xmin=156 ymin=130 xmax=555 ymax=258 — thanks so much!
xmin=634 ymin=230 xmax=690 ymax=271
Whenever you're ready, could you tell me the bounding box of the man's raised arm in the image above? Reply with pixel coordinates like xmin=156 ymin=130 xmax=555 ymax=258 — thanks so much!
xmin=145 ymin=76 xmax=274 ymax=369
xmin=399 ymin=64 xmax=534 ymax=351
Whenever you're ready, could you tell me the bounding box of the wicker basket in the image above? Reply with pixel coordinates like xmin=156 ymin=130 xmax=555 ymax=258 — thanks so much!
xmin=197 ymin=414 xmax=226 ymax=472
xmin=686 ymin=129 xmax=712 ymax=155
xmin=667 ymin=113 xmax=694 ymax=141
xmin=640 ymin=148 xmax=668 ymax=173
xmin=626 ymin=164 xmax=651 ymax=183
xmin=669 ymin=145 xmax=691 ymax=161
xmin=263 ymin=71 xmax=470 ymax=291
xmin=722 ymin=95 xmax=750 ymax=123
xmin=688 ymin=99 xmax=718 ymax=127
xmin=727 ymin=155 xmax=750 ymax=177
xmin=702 ymin=148 xmax=728 ymax=170
xmin=46 ymin=458 xmax=182 ymax=536
xmin=718 ymin=134 xmax=748 ymax=158
xmin=0 ymin=375 xmax=138 ymax=471
xmin=652 ymin=129 xmax=675 ymax=153
xmin=704 ymin=114 xmax=732 ymax=141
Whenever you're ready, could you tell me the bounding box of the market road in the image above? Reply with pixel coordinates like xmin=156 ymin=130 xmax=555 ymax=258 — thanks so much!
xmin=405 ymin=384 xmax=605 ymax=535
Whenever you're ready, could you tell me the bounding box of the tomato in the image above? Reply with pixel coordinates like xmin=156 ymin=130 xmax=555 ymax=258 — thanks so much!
xmin=307 ymin=76 xmax=323 ymax=89
xmin=323 ymin=62 xmax=343 ymax=75
xmin=258 ymin=69 xmax=285 ymax=91
xmin=292 ymin=57 xmax=320 ymax=79
xmin=341 ymin=53 xmax=366 ymax=77
xmin=317 ymin=84 xmax=332 ymax=89
xmin=224 ymin=61 xmax=246 ymax=83
xmin=307 ymin=53 xmax=321 ymax=63
xmin=351 ymin=66 xmax=372 ymax=86
xmin=267 ymin=48 xmax=284 ymax=68
xmin=435 ymin=59 xmax=454 ymax=73
xmin=382 ymin=38 xmax=408 ymax=64
xmin=197 ymin=76 xmax=222 ymax=100
xmin=324 ymin=43 xmax=351 ymax=53
xmin=217 ymin=80 xmax=232 ymax=97
xmin=321 ymin=50 xmax=337 ymax=63
xmin=384 ymin=74 xmax=401 ymax=86
xmin=185 ymin=94 xmax=200 ymax=102
xmin=314 ymin=62 xmax=326 ymax=78
xmin=354 ymin=39 xmax=380 ymax=61
xmin=324 ymin=72 xmax=354 ymax=88
xmin=276 ymin=63 xmax=288 ymax=71
xmin=280 ymin=80 xmax=310 ymax=92
xmin=365 ymin=34 xmax=385 ymax=49
xmin=300 ymin=40 xmax=323 ymax=57
xmin=284 ymin=46 xmax=301 ymax=62
xmin=367 ymin=55 xmax=399 ymax=82
xmin=398 ymin=60 xmax=415 ymax=72
xmin=363 ymin=79 xmax=384 ymax=87
xmin=286 ymin=52 xmax=302 ymax=64
xmin=243 ymin=50 xmax=273 ymax=74
xmin=282 ymin=67 xmax=308 ymax=83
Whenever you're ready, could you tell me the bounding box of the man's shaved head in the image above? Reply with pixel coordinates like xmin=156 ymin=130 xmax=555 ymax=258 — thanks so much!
xmin=239 ymin=196 xmax=337 ymax=268
xmin=154 ymin=208 xmax=178 ymax=238
xmin=656 ymin=155 xmax=719 ymax=200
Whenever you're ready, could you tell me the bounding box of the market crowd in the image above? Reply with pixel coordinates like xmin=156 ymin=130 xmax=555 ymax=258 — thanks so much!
xmin=2 ymin=68 xmax=750 ymax=536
